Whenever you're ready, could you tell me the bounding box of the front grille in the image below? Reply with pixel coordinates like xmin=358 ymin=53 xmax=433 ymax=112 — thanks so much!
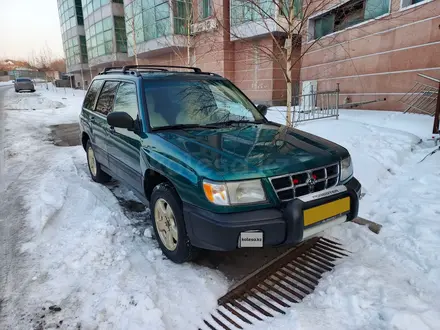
xmin=269 ymin=163 xmax=340 ymax=202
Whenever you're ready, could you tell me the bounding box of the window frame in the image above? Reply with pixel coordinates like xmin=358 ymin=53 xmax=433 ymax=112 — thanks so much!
xmin=94 ymin=80 xmax=121 ymax=116
xmin=308 ymin=0 xmax=391 ymax=41
xmin=400 ymin=0 xmax=432 ymax=10
xmin=83 ymin=79 xmax=105 ymax=111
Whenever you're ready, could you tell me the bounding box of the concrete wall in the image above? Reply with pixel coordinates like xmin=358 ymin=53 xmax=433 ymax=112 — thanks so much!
xmin=300 ymin=0 xmax=440 ymax=110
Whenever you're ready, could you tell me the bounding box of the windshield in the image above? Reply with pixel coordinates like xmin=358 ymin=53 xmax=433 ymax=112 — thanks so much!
xmin=144 ymin=78 xmax=264 ymax=129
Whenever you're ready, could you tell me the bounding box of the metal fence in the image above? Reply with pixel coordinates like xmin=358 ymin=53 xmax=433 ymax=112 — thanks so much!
xmin=289 ymin=84 xmax=340 ymax=124
xmin=400 ymin=75 xmax=439 ymax=116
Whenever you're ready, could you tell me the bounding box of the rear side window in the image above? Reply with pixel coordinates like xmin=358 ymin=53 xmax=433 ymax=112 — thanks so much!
xmin=113 ymin=82 xmax=138 ymax=120
xmin=83 ymin=80 xmax=104 ymax=110
xmin=95 ymin=81 xmax=119 ymax=116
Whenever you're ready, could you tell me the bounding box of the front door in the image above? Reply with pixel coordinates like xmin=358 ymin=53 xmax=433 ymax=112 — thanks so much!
xmin=107 ymin=81 xmax=143 ymax=193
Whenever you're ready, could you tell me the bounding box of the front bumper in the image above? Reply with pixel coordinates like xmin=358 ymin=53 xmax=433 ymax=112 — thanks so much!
xmin=183 ymin=177 xmax=361 ymax=251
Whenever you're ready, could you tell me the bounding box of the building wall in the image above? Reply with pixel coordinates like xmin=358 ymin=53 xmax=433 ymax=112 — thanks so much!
xmin=301 ymin=0 xmax=440 ymax=110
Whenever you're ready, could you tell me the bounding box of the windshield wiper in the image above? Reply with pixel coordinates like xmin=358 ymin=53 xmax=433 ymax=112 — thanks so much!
xmin=152 ymin=124 xmax=220 ymax=131
xmin=205 ymin=119 xmax=264 ymax=127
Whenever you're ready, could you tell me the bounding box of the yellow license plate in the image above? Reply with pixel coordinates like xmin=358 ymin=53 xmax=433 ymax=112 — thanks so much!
xmin=303 ymin=197 xmax=350 ymax=227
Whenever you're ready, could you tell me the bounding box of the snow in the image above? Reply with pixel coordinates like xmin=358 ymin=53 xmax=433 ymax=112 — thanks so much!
xmin=1 ymin=89 xmax=439 ymax=329
xmin=0 ymin=80 xmax=13 ymax=86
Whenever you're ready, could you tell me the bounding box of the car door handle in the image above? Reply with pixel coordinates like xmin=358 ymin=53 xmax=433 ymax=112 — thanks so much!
xmin=90 ymin=116 xmax=95 ymax=123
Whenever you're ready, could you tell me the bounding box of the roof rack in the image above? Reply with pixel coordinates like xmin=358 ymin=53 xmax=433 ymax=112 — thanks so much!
xmin=122 ymin=64 xmax=202 ymax=73
xmin=99 ymin=66 xmax=124 ymax=74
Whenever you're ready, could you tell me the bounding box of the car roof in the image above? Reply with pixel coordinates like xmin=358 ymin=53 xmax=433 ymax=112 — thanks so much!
xmin=94 ymin=65 xmax=226 ymax=82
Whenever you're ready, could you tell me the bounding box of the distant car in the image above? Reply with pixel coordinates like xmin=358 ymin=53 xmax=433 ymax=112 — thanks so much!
xmin=14 ymin=78 xmax=35 ymax=93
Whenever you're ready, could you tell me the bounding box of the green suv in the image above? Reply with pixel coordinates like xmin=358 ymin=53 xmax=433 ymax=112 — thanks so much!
xmin=79 ymin=65 xmax=361 ymax=263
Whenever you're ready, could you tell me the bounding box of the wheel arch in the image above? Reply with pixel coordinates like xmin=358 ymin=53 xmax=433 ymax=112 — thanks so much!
xmin=81 ymin=132 xmax=90 ymax=151
xmin=143 ymin=169 xmax=179 ymax=202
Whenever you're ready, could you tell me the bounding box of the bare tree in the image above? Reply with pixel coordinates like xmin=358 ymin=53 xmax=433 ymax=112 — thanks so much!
xmin=125 ymin=0 xmax=144 ymax=65
xmin=161 ymin=0 xmax=221 ymax=67
xmin=214 ymin=0 xmax=411 ymax=126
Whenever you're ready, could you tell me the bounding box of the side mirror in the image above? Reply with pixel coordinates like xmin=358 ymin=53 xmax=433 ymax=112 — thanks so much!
xmin=107 ymin=112 xmax=134 ymax=129
xmin=256 ymin=104 xmax=268 ymax=116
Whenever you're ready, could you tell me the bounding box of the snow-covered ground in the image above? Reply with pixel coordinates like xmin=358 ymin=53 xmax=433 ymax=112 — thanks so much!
xmin=0 ymin=80 xmax=13 ymax=86
xmin=1 ymin=87 xmax=439 ymax=329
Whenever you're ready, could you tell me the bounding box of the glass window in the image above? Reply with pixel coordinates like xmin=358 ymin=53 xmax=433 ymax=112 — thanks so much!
xmin=144 ymin=79 xmax=264 ymax=128
xmin=156 ymin=19 xmax=170 ymax=36
xmin=104 ymin=41 xmax=113 ymax=53
xmin=104 ymin=30 xmax=113 ymax=41
xmin=96 ymin=33 xmax=104 ymax=44
xmin=200 ymin=0 xmax=211 ymax=19
xmin=103 ymin=16 xmax=112 ymax=30
xmin=95 ymin=20 xmax=104 ymax=34
xmin=83 ymin=80 xmax=104 ymax=110
xmin=364 ymin=0 xmax=389 ymax=19
xmin=314 ymin=14 xmax=334 ymax=39
xmin=113 ymin=82 xmax=139 ymax=120
xmin=155 ymin=3 xmax=170 ymax=20
xmin=98 ymin=44 xmax=105 ymax=56
xmin=95 ymin=81 xmax=119 ymax=115
xmin=142 ymin=0 xmax=153 ymax=9
xmin=93 ymin=0 xmax=100 ymax=11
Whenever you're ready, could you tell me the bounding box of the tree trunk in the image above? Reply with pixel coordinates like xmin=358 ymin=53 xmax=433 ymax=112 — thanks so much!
xmin=133 ymin=37 xmax=139 ymax=65
xmin=285 ymin=37 xmax=293 ymax=127
xmin=286 ymin=79 xmax=292 ymax=126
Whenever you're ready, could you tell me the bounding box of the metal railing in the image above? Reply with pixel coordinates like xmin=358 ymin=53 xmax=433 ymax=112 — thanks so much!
xmin=292 ymin=85 xmax=340 ymax=123
xmin=400 ymin=74 xmax=439 ymax=116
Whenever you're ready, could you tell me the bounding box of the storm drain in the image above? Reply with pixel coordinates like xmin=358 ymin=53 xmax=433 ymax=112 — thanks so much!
xmin=200 ymin=237 xmax=349 ymax=329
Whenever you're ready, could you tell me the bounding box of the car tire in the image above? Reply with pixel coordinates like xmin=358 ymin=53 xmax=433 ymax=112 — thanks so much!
xmin=151 ymin=182 xmax=199 ymax=263
xmin=30 ymin=89 xmax=36 ymax=93
xmin=15 ymin=89 xmax=19 ymax=93
xmin=86 ymin=140 xmax=111 ymax=183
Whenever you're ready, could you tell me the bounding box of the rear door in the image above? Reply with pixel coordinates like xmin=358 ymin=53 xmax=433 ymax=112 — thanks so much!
xmin=107 ymin=81 xmax=143 ymax=192
xmin=81 ymin=79 xmax=107 ymax=166
xmin=92 ymin=80 xmax=120 ymax=168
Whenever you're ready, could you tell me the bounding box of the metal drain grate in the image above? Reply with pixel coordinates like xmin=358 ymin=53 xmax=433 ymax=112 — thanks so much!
xmin=200 ymin=237 xmax=349 ymax=329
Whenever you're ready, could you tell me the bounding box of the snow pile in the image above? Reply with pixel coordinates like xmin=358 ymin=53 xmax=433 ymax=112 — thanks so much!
xmin=0 ymin=80 xmax=13 ymax=86
xmin=3 ymin=91 xmax=65 ymax=110
xmin=1 ymin=88 xmax=440 ymax=330
xmin=0 ymin=87 xmax=227 ymax=329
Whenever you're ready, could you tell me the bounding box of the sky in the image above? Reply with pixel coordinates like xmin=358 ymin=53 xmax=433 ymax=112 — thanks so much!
xmin=0 ymin=0 xmax=64 ymax=61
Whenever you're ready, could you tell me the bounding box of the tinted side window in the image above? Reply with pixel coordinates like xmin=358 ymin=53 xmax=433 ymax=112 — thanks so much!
xmin=95 ymin=81 xmax=119 ymax=116
xmin=113 ymin=82 xmax=138 ymax=120
xmin=83 ymin=80 xmax=104 ymax=110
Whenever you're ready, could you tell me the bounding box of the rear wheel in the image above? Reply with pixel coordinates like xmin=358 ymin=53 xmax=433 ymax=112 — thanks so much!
xmin=86 ymin=140 xmax=111 ymax=183
xmin=151 ymin=182 xmax=199 ymax=263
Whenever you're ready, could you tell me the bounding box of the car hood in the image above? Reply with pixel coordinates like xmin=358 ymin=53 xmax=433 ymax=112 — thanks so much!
xmin=156 ymin=123 xmax=349 ymax=181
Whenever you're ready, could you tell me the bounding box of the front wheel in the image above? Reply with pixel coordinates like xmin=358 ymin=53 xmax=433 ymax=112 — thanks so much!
xmin=151 ymin=183 xmax=199 ymax=263
xmin=86 ymin=140 xmax=111 ymax=183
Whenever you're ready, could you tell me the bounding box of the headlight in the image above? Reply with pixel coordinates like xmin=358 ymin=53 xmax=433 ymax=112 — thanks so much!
xmin=340 ymin=156 xmax=353 ymax=182
xmin=203 ymin=179 xmax=267 ymax=205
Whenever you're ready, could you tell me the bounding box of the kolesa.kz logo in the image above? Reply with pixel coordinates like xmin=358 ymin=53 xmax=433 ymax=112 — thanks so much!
xmin=241 ymin=237 xmax=263 ymax=242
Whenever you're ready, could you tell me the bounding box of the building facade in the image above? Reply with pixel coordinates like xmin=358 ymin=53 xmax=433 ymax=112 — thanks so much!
xmin=57 ymin=0 xmax=440 ymax=110
xmin=301 ymin=0 xmax=440 ymax=110
xmin=57 ymin=0 xmax=90 ymax=87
